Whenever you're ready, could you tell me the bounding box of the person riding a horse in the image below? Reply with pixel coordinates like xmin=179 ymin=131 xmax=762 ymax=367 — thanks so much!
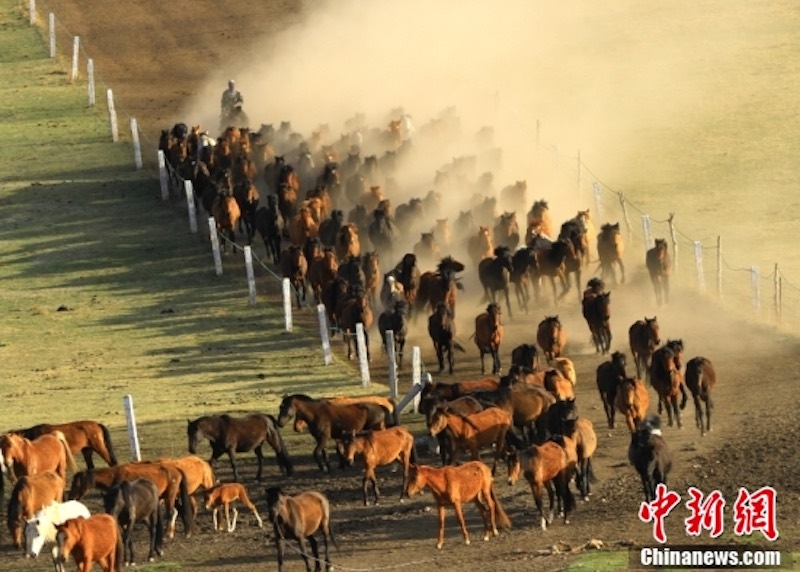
xmin=221 ymin=80 xmax=244 ymax=117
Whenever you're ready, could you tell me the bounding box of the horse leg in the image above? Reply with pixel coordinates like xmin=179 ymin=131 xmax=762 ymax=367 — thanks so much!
xmin=504 ymin=286 xmax=513 ymax=319
xmin=705 ymin=394 xmax=713 ymax=434
xmin=254 ymin=446 xmax=265 ymax=481
xmin=297 ymin=536 xmax=314 ymax=572
xmin=530 ymin=481 xmax=548 ymax=530
xmin=275 ymin=530 xmax=287 ymax=572
xmin=447 ymin=344 xmax=455 ymax=375
xmin=367 ymin=467 xmax=380 ymax=505
xmin=81 ymin=448 xmax=95 ymax=470
xmin=147 ymin=516 xmax=158 ymax=561
xmin=314 ymin=438 xmax=331 ymax=473
xmin=227 ymin=449 xmax=240 ymax=482
xmin=480 ymin=350 xmax=486 ymax=375
xmin=451 ymin=501 xmax=471 ymax=546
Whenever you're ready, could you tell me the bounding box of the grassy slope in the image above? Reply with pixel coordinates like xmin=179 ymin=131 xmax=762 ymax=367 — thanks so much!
xmin=0 ymin=1 xmax=374 ymax=461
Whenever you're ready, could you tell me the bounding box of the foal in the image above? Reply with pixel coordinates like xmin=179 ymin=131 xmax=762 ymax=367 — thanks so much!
xmin=203 ymin=482 xmax=263 ymax=532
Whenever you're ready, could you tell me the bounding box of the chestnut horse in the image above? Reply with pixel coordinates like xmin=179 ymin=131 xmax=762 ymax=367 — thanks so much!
xmin=426 ymin=406 xmax=511 ymax=475
xmin=12 ymin=420 xmax=118 ymax=470
xmin=473 ymin=302 xmax=504 ymax=375
xmin=615 ymin=377 xmax=650 ymax=432
xmin=405 ymin=462 xmax=511 ymax=549
xmin=646 ymin=238 xmax=671 ymax=306
xmin=266 ymin=486 xmax=337 ymax=572
xmin=55 ymin=514 xmax=123 ymax=572
xmin=7 ymin=471 xmax=67 ymax=548
xmin=685 ymin=356 xmax=717 ymax=436
xmin=203 ymin=482 xmax=263 ymax=532
xmin=0 ymin=431 xmax=77 ymax=485
xmin=340 ymin=426 xmax=417 ymax=505
xmin=467 ymin=225 xmax=494 ymax=267
xmin=536 ymin=315 xmax=567 ymax=362
xmin=211 ymin=192 xmax=241 ymax=252
xmin=597 ymin=222 xmax=626 ymax=285
xmin=308 ymin=247 xmax=338 ymax=304
xmin=335 ymin=223 xmax=361 ymax=262
xmin=527 ymin=199 xmax=554 ymax=239
xmin=650 ymin=344 xmax=688 ymax=428
xmin=25 ymin=500 xmax=91 ymax=569
xmin=416 ymin=256 xmax=465 ymax=319
xmin=628 ymin=316 xmax=661 ymax=381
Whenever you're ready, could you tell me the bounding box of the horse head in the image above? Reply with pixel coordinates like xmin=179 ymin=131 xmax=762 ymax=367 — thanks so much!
xmin=645 ymin=316 xmax=661 ymax=347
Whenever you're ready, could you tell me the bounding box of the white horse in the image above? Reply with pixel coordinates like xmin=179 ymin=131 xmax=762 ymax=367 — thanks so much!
xmin=25 ymin=500 xmax=91 ymax=572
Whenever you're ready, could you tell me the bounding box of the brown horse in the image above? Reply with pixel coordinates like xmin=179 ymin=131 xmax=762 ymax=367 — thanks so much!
xmin=280 ymin=245 xmax=309 ymax=309
xmin=536 ymin=315 xmax=567 ymax=362
xmin=405 ymin=461 xmax=511 ymax=549
xmin=650 ymin=344 xmax=688 ymax=428
xmin=211 ymin=193 xmax=241 ymax=252
xmin=473 ymin=302 xmax=504 ymax=375
xmin=7 ymin=471 xmax=66 ymax=548
xmin=510 ymin=343 xmax=540 ymax=372
xmin=531 ymin=237 xmax=572 ymax=305
xmin=543 ymin=369 xmax=575 ymax=400
xmin=339 ymin=287 xmax=373 ymax=361
xmin=266 ymin=486 xmax=337 ymax=572
xmin=152 ymin=455 xmax=216 ymax=517
xmin=527 ymin=199 xmax=554 ymax=239
xmin=233 ymin=176 xmax=260 ymax=244
xmin=597 ymin=222 xmax=625 ymax=284
xmin=203 ymin=483 xmax=263 ymax=532
xmin=103 ymin=478 xmax=164 ymax=565
xmin=394 ymin=253 xmax=420 ymax=314
xmin=684 ymin=356 xmax=717 ymax=436
xmin=308 ymin=247 xmax=338 ymax=304
xmin=467 ymin=225 xmax=494 ymax=267
xmin=582 ymin=287 xmax=612 ymax=354
xmin=288 ymin=205 xmax=319 ymax=247
xmin=506 ymin=440 xmax=575 ymax=529
xmin=12 ymin=420 xmax=118 ymax=470
xmin=427 ymin=407 xmax=511 ymax=475
xmin=596 ymin=351 xmax=628 ymax=429
xmin=413 ymin=232 xmax=441 ymax=268
xmin=55 ymin=514 xmax=123 ymax=572
xmin=361 ymin=251 xmax=381 ymax=307
xmin=0 ymin=431 xmax=77 ymax=484
xmin=276 ymin=394 xmax=386 ymax=473
xmin=335 ymin=223 xmax=361 ymax=262
xmin=433 ymin=218 xmax=452 ymax=250
xmin=276 ymin=164 xmax=300 ymax=221
xmin=341 ymin=426 xmax=416 ymax=505
xmin=493 ymin=211 xmax=520 ymax=250
xmin=547 ymin=398 xmax=597 ymax=500
xmin=427 ymin=302 xmax=466 ymax=374
xmin=615 ymin=377 xmax=650 ymax=432
xmin=646 ymin=238 xmax=671 ymax=306
xmin=629 ymin=316 xmax=661 ymax=381
xmin=187 ymin=414 xmax=293 ymax=482
xmin=416 ymin=256 xmax=465 ymax=318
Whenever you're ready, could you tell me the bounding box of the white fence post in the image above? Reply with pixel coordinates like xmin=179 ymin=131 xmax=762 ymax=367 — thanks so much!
xmin=412 ymin=346 xmax=421 ymax=412
xmin=642 ymin=215 xmax=654 ymax=252
xmin=184 ymin=180 xmax=197 ymax=234
xmin=29 ymin=0 xmax=35 ymax=25
xmin=107 ymin=89 xmax=119 ymax=142
xmin=87 ymin=58 xmax=95 ymax=106
xmin=356 ymin=323 xmax=370 ymax=387
xmin=385 ymin=330 xmax=398 ymax=401
xmin=244 ymin=246 xmax=257 ymax=305
xmin=208 ymin=217 xmax=222 ymax=276
xmin=70 ymin=36 xmax=79 ymax=82
xmin=48 ymin=13 xmax=55 ymax=58
xmin=317 ymin=304 xmax=332 ymax=365
xmin=122 ymin=394 xmax=141 ymax=462
xmin=157 ymin=150 xmax=169 ymax=200
xmin=130 ymin=118 xmax=143 ymax=169
xmin=282 ymin=278 xmax=293 ymax=333
xmin=593 ymin=181 xmax=603 ymax=220
xmin=751 ymin=266 xmax=760 ymax=312
xmin=693 ymin=241 xmax=705 ymax=293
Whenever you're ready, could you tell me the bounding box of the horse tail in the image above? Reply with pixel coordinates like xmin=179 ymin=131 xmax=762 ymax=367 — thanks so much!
xmin=53 ymin=431 xmax=78 ymax=474
xmin=453 ymin=341 xmax=467 ymax=353
xmin=322 ymin=496 xmax=339 ymax=551
xmin=98 ymin=423 xmax=119 ymax=466
xmin=490 ymin=484 xmax=512 ymax=531
xmin=381 ymin=405 xmax=397 ymax=428
xmin=176 ymin=469 xmax=194 ymax=536
xmin=120 ymin=480 xmax=134 ymax=522
xmin=265 ymin=415 xmax=294 ymax=477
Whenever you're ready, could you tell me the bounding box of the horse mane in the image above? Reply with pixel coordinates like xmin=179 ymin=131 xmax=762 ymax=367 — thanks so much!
xmin=441 ymin=407 xmax=480 ymax=431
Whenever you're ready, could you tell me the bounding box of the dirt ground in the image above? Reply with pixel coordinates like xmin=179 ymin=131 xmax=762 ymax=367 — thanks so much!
xmin=6 ymin=1 xmax=800 ymax=571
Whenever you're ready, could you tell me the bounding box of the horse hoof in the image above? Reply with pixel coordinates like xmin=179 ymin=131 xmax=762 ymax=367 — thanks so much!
xmin=483 ymin=535 xmax=490 ymax=542
xmin=436 ymin=543 xmax=443 ymax=550
xmin=464 ymin=539 xmax=471 ymax=546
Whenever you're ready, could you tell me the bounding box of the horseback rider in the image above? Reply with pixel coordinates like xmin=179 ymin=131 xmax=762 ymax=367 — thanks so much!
xmin=220 ymin=79 xmax=244 ymax=119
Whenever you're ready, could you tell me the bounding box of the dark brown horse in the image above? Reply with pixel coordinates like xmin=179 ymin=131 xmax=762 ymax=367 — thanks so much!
xmin=394 ymin=253 xmax=420 ymax=315
xmin=478 ymin=246 xmax=515 ymax=318
xmin=416 ymin=256 xmax=465 ymax=318
xmin=473 ymin=302 xmax=504 ymax=375
xmin=339 ymin=287 xmax=373 ymax=361
xmin=405 ymin=462 xmax=511 ymax=549
xmin=530 ymin=236 xmax=571 ymax=305
xmin=211 ymin=192 xmax=241 ymax=252
xmin=684 ymin=356 xmax=717 ymax=436
xmin=11 ymin=420 xmax=118 ymax=470
xmin=103 ymin=478 xmax=163 ymax=566
xmin=255 ymin=194 xmax=284 ymax=264
xmin=427 ymin=302 xmax=466 ymax=374
xmin=596 ymin=351 xmax=628 ymax=429
xmin=646 ymin=238 xmax=671 ymax=306
xmin=427 ymin=407 xmax=512 ymax=475
xmin=510 ymin=343 xmax=540 ymax=372
xmin=536 ymin=315 xmax=567 ymax=362
xmin=308 ymin=247 xmax=338 ymax=304
xmin=266 ymin=486 xmax=337 ymax=572
xmin=597 ymin=222 xmax=625 ymax=284
xmin=628 ymin=316 xmax=661 ymax=380
xmin=582 ymin=285 xmax=611 ymax=354
xmin=187 ymin=414 xmax=293 ymax=481
xmin=233 ymin=177 xmax=260 ymax=244
xmin=280 ymin=245 xmax=309 ymax=309
xmin=378 ymin=298 xmax=409 ymax=368
xmin=649 ymin=344 xmax=688 ymax=428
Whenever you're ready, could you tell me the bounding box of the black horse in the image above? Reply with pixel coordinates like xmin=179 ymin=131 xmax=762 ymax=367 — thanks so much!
xmin=255 ymin=194 xmax=284 ymax=264
xmin=582 ymin=288 xmax=612 ymax=354
xmin=103 ymin=478 xmax=164 ymax=566
xmin=478 ymin=246 xmax=515 ymax=318
xmin=368 ymin=207 xmax=394 ymax=262
xmin=187 ymin=413 xmax=293 ymax=481
xmin=427 ymin=302 xmax=465 ymax=374
xmin=378 ymin=298 xmax=409 ymax=368
xmin=595 ymin=351 xmax=628 ymax=429
xmin=628 ymin=415 xmax=672 ymax=502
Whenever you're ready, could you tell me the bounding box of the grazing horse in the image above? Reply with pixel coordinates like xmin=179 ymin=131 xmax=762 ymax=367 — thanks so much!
xmin=527 ymin=199 xmax=554 ymax=239
xmin=596 ymin=351 xmax=628 ymax=429
xmin=25 ymin=500 xmax=90 ymax=570
xmin=597 ymin=222 xmax=625 ymax=284
xmin=536 ymin=315 xmax=567 ymax=362
xmin=11 ymin=420 xmax=118 ymax=471
xmin=280 ymin=245 xmax=309 ymax=309
xmin=427 ymin=407 xmax=511 ymax=475
xmin=478 ymin=246 xmax=515 ymax=318
xmin=255 ymin=195 xmax=284 ymax=263
xmin=646 ymin=238 xmax=671 ymax=306
xmin=616 ymin=377 xmax=650 ymax=432
xmin=203 ymin=482 xmax=263 ymax=532
xmin=0 ymin=431 xmax=76 ymax=485
xmin=55 ymin=514 xmax=122 ymax=572
xmin=628 ymin=415 xmax=672 ymax=502
xmin=103 ymin=478 xmax=163 ymax=566
xmin=277 ymin=394 xmax=387 ymax=473
xmin=629 ymin=317 xmax=661 ymax=380
xmin=187 ymin=413 xmax=293 ymax=482
xmin=506 ymin=440 xmax=575 ymax=529
xmin=405 ymin=462 xmax=511 ymax=549
xmin=649 ymin=345 xmax=688 ymax=428
xmin=428 ymin=302 xmax=465 ymax=374
xmin=341 ymin=426 xmax=416 ymax=505
xmin=416 ymin=256 xmax=465 ymax=319
xmin=684 ymin=356 xmax=716 ymax=436
xmin=266 ymin=487 xmax=337 ymax=572
xmin=467 ymin=225 xmax=494 ymax=267
xmin=473 ymin=303 xmax=504 ymax=375
xmin=378 ymin=299 xmax=409 ymax=368
xmin=582 ymin=288 xmax=612 ymax=354
xmin=511 ymin=343 xmax=540 ymax=372
xmin=7 ymin=471 xmax=67 ymax=548
xmin=493 ymin=211 xmax=520 ymax=250
xmin=211 ymin=192 xmax=241 ymax=252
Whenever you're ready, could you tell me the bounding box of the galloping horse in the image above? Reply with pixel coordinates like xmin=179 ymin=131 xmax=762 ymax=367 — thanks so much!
xmin=55 ymin=514 xmax=123 ymax=572
xmin=473 ymin=302 xmax=504 ymax=375
xmin=308 ymin=247 xmax=338 ymax=304
xmin=233 ymin=177 xmax=260 ymax=244
xmin=318 ymin=209 xmax=344 ymax=248
xmin=582 ymin=286 xmax=612 ymax=354
xmin=646 ymin=238 xmax=671 ymax=306
xmin=650 ymin=344 xmax=688 ymax=428
xmin=597 ymin=222 xmax=625 ymax=284
xmin=335 ymin=223 xmax=361 ymax=262
xmin=11 ymin=420 xmax=118 ymax=470
xmin=628 ymin=317 xmax=661 ymax=380
xmin=280 ymin=245 xmax=308 ymax=309
xmin=628 ymin=415 xmax=672 ymax=502
xmin=467 ymin=225 xmax=494 ymax=267
xmin=493 ymin=211 xmax=520 ymax=250
xmin=339 ymin=287 xmax=373 ymax=362
xmin=405 ymin=462 xmax=511 ymax=549
xmin=536 ymin=315 xmax=567 ymax=362
xmin=211 ymin=191 xmax=241 ymax=253
xmin=187 ymin=413 xmax=293 ymax=481
xmin=615 ymin=377 xmax=650 ymax=432
xmin=378 ymin=298 xmax=409 ymax=368
xmin=255 ymin=194 xmax=284 ymax=264
xmin=684 ymin=356 xmax=717 ymax=436
xmin=547 ymin=398 xmax=597 ymax=500
xmin=266 ymin=486 xmax=337 ymax=572
xmin=103 ymin=478 xmax=164 ymax=566
xmin=530 ymin=237 xmax=571 ymax=305
xmin=416 ymin=256 xmax=465 ymax=319
xmin=527 ymin=199 xmax=554 ymax=239
xmin=596 ymin=351 xmax=628 ymax=429
xmin=478 ymin=246 xmax=515 ymax=318
xmin=428 ymin=302 xmax=465 ymax=374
